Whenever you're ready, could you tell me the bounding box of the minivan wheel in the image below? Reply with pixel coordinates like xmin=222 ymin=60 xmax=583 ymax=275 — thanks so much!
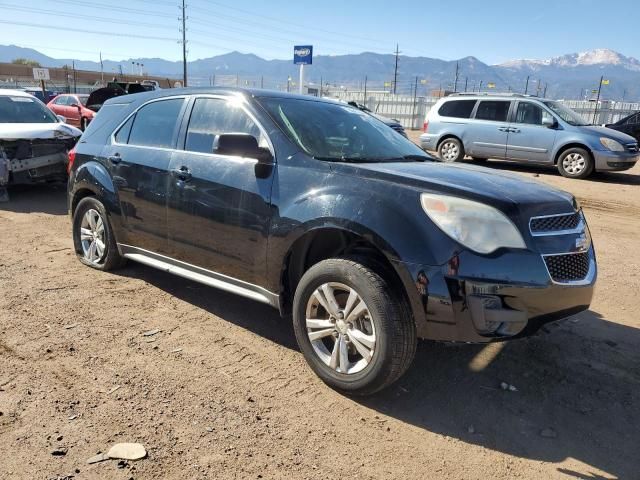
xmin=292 ymin=258 xmax=416 ymax=396
xmin=438 ymin=138 xmax=464 ymax=162
xmin=557 ymin=148 xmax=594 ymax=179
xmin=72 ymin=197 xmax=125 ymax=271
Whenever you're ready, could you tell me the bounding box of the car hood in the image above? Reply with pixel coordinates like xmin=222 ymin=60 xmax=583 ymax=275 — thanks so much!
xmin=341 ymin=161 xmax=576 ymax=218
xmin=580 ymin=125 xmax=637 ymax=144
xmin=0 ymin=122 xmax=82 ymax=141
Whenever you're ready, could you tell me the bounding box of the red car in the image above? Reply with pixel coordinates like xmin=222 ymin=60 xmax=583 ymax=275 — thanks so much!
xmin=47 ymin=93 xmax=94 ymax=130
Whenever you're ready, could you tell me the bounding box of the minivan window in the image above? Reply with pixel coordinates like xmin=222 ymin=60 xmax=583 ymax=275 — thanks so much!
xmin=515 ymin=102 xmax=554 ymax=126
xmin=438 ymin=100 xmax=476 ymax=119
xmin=185 ymin=97 xmax=262 ymax=154
xmin=543 ymin=101 xmax=589 ymax=126
xmin=127 ymin=98 xmax=184 ymax=148
xmin=475 ymin=101 xmax=510 ymax=122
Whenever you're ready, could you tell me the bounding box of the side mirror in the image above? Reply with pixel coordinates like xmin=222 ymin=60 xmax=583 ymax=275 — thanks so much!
xmin=542 ymin=116 xmax=557 ymax=128
xmin=56 ymin=115 xmax=67 ymax=123
xmin=214 ymin=133 xmax=272 ymax=163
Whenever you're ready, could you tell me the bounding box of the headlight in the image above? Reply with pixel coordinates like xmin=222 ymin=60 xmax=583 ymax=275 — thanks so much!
xmin=420 ymin=193 xmax=526 ymax=254
xmin=600 ymin=137 xmax=625 ymax=152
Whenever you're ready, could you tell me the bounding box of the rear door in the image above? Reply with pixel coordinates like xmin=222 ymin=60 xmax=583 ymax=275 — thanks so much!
xmin=506 ymin=101 xmax=558 ymax=163
xmin=166 ymin=95 xmax=275 ymax=286
xmin=103 ymin=96 xmax=187 ymax=255
xmin=465 ymin=100 xmax=512 ymax=159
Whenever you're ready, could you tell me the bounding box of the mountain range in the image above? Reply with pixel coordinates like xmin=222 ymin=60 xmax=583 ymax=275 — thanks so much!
xmin=1 ymin=45 xmax=639 ymax=101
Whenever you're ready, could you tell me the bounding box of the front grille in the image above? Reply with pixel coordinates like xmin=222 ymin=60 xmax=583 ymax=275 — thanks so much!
xmin=625 ymin=143 xmax=639 ymax=153
xmin=544 ymin=252 xmax=590 ymax=283
xmin=530 ymin=212 xmax=581 ymax=234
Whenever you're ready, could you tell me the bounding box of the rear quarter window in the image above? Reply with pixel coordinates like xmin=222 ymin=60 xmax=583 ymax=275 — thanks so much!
xmin=437 ymin=100 xmax=477 ymax=119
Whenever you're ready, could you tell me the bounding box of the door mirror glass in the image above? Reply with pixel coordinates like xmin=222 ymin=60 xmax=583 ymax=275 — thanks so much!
xmin=214 ymin=133 xmax=272 ymax=162
xmin=542 ymin=113 xmax=556 ymax=128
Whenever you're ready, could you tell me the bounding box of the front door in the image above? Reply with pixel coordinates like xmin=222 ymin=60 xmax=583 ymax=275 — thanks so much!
xmin=465 ymin=100 xmax=512 ymax=159
xmin=506 ymin=101 xmax=558 ymax=163
xmin=166 ymin=96 xmax=275 ymax=286
xmin=104 ymin=97 xmax=186 ymax=255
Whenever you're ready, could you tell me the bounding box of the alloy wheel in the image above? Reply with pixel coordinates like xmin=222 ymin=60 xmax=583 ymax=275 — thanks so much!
xmin=80 ymin=209 xmax=106 ymax=264
xmin=562 ymin=153 xmax=586 ymax=175
xmin=440 ymin=141 xmax=459 ymax=161
xmin=305 ymin=282 xmax=376 ymax=375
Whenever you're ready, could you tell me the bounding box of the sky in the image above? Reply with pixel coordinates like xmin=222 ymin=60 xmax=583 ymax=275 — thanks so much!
xmin=0 ymin=0 xmax=638 ymax=64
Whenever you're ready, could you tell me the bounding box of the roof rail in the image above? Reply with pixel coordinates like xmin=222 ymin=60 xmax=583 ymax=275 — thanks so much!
xmin=449 ymin=92 xmax=532 ymax=98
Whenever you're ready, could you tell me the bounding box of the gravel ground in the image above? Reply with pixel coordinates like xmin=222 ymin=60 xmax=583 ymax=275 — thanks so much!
xmin=1 ymin=138 xmax=639 ymax=479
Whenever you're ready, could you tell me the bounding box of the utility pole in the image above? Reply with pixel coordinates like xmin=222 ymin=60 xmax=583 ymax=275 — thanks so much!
xmin=464 ymin=77 xmax=468 ymax=92
xmin=412 ymin=76 xmax=418 ymax=128
xmin=319 ymin=76 xmax=323 ymax=96
xmin=479 ymin=80 xmax=483 ymax=92
xmin=453 ymin=61 xmax=459 ymax=93
xmin=536 ymin=78 xmax=542 ymax=97
xmin=72 ymin=60 xmax=77 ymax=93
xmin=99 ymin=52 xmax=104 ymax=84
xmin=180 ymin=0 xmax=188 ymax=87
xmin=524 ymin=75 xmax=530 ymax=95
xmin=363 ymin=75 xmax=368 ymax=104
xmin=592 ymin=75 xmax=604 ymax=124
xmin=393 ymin=44 xmax=400 ymax=94
xmin=543 ymin=83 xmax=548 ymax=98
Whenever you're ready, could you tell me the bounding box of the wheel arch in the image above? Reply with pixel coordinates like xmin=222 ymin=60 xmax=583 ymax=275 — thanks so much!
xmin=553 ymin=142 xmax=594 ymax=165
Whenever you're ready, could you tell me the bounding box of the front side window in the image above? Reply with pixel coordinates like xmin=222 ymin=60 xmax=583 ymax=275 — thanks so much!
xmin=126 ymin=98 xmax=184 ymax=148
xmin=438 ymin=100 xmax=477 ymax=119
xmin=514 ymin=102 xmax=555 ymax=125
xmin=0 ymin=95 xmax=58 ymax=123
xmin=543 ymin=101 xmax=589 ymax=126
xmin=475 ymin=101 xmax=510 ymax=122
xmin=258 ymin=97 xmax=430 ymax=162
xmin=185 ymin=97 xmax=263 ymax=154
xmin=54 ymin=96 xmax=69 ymax=105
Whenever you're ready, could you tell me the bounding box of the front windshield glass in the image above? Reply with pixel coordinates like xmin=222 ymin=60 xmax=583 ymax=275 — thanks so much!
xmin=258 ymin=97 xmax=431 ymax=162
xmin=543 ymin=101 xmax=590 ymax=126
xmin=0 ymin=95 xmax=58 ymax=123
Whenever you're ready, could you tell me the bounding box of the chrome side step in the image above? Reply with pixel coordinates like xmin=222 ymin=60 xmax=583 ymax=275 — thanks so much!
xmin=119 ymin=244 xmax=279 ymax=308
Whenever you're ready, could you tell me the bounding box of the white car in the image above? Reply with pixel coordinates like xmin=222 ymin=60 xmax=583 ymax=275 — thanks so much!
xmin=0 ymin=89 xmax=82 ymax=201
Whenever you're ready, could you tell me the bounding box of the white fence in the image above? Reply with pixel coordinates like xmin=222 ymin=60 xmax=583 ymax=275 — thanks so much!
xmin=326 ymin=90 xmax=639 ymax=129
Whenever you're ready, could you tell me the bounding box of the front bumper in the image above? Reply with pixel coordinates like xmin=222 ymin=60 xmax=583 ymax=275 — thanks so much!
xmin=393 ymin=246 xmax=596 ymax=343
xmin=592 ymin=149 xmax=638 ymax=171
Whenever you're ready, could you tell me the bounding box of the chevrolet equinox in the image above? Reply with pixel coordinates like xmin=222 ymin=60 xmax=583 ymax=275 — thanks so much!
xmin=68 ymin=88 xmax=597 ymax=395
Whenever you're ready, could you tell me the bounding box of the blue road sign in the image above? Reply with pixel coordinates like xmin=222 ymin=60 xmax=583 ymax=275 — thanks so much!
xmin=294 ymin=45 xmax=313 ymax=65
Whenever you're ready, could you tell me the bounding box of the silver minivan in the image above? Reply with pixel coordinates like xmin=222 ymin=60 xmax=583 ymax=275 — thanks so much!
xmin=420 ymin=93 xmax=639 ymax=179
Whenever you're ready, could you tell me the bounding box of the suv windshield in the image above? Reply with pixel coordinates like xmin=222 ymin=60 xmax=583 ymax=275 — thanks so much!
xmin=258 ymin=97 xmax=430 ymax=162
xmin=0 ymin=95 xmax=58 ymax=123
xmin=543 ymin=101 xmax=590 ymax=126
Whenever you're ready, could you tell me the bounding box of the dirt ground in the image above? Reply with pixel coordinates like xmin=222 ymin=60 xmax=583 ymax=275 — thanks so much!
xmin=1 ymin=137 xmax=639 ymax=479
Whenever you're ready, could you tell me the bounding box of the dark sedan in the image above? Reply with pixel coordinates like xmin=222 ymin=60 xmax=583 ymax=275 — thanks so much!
xmin=606 ymin=111 xmax=640 ymax=142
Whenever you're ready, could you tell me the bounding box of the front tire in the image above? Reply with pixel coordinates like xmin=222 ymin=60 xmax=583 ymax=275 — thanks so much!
xmin=72 ymin=197 xmax=125 ymax=271
xmin=438 ymin=138 xmax=465 ymax=162
xmin=557 ymin=148 xmax=594 ymax=179
xmin=292 ymin=258 xmax=416 ymax=396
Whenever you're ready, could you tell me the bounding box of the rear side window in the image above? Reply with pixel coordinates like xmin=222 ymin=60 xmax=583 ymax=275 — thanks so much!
xmin=114 ymin=115 xmax=134 ymax=144
xmin=185 ymin=97 xmax=262 ymax=154
xmin=438 ymin=100 xmax=476 ymax=119
xmin=126 ymin=98 xmax=184 ymax=148
xmin=475 ymin=101 xmax=510 ymax=122
xmin=54 ymin=96 xmax=69 ymax=105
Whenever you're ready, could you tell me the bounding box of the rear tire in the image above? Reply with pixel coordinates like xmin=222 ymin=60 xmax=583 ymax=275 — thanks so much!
xmin=557 ymin=147 xmax=594 ymax=179
xmin=72 ymin=197 xmax=125 ymax=271
xmin=292 ymin=258 xmax=416 ymax=396
xmin=438 ymin=138 xmax=464 ymax=162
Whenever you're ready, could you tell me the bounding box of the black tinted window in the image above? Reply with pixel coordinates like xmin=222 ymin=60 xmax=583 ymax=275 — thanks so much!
xmin=127 ymin=98 xmax=184 ymax=148
xmin=515 ymin=102 xmax=542 ymax=124
xmin=438 ymin=100 xmax=476 ymax=118
xmin=185 ymin=98 xmax=261 ymax=154
xmin=475 ymin=101 xmax=510 ymax=122
xmin=114 ymin=115 xmax=134 ymax=144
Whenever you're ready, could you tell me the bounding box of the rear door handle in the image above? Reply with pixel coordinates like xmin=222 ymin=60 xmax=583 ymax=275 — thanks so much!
xmin=510 ymin=128 xmax=521 ymax=133
xmin=498 ymin=127 xmax=509 ymax=132
xmin=171 ymin=166 xmax=192 ymax=182
xmin=108 ymin=153 xmax=121 ymax=164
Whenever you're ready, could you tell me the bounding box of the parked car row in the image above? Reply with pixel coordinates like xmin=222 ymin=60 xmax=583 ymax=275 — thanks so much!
xmin=67 ymin=88 xmax=597 ymax=394
xmin=420 ymin=93 xmax=639 ymax=179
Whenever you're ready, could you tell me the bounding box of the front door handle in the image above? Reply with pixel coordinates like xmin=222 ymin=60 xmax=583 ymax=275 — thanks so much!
xmin=108 ymin=153 xmax=121 ymax=164
xmin=171 ymin=166 xmax=192 ymax=182
xmin=498 ymin=127 xmax=510 ymax=132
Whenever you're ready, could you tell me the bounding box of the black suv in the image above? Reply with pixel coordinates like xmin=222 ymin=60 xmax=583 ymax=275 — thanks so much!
xmin=68 ymin=88 xmax=597 ymax=395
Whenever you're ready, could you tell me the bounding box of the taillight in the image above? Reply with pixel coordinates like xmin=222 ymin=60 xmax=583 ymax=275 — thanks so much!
xmin=67 ymin=147 xmax=76 ymax=174
xmin=423 ymin=121 xmax=429 ymax=133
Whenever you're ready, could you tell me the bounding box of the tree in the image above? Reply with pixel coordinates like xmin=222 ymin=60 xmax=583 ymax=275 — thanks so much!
xmin=11 ymin=58 xmax=41 ymax=67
